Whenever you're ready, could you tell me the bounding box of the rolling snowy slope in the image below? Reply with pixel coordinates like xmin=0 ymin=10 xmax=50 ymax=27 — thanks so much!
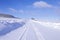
xmin=0 ymin=18 xmax=60 ymax=40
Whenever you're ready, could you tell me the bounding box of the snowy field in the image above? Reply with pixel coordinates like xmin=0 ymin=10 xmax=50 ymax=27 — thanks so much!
xmin=0 ymin=18 xmax=60 ymax=40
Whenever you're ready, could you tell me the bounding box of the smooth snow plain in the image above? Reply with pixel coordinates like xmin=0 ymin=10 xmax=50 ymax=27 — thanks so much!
xmin=0 ymin=18 xmax=60 ymax=40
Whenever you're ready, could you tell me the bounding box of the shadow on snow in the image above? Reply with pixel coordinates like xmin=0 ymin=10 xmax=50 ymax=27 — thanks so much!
xmin=0 ymin=22 xmax=25 ymax=36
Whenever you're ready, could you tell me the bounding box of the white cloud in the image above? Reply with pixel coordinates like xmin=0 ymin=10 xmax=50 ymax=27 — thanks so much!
xmin=33 ymin=1 xmax=53 ymax=8
xmin=9 ymin=8 xmax=24 ymax=13
xmin=9 ymin=8 xmax=17 ymax=13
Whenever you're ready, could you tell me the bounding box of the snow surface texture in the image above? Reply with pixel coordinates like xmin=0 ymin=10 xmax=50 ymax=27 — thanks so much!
xmin=0 ymin=18 xmax=26 ymax=36
xmin=0 ymin=18 xmax=60 ymax=40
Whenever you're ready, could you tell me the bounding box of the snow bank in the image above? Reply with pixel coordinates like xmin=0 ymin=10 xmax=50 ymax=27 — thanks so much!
xmin=0 ymin=18 xmax=26 ymax=36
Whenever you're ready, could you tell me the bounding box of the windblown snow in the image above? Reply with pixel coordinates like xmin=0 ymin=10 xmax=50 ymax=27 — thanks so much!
xmin=0 ymin=18 xmax=60 ymax=40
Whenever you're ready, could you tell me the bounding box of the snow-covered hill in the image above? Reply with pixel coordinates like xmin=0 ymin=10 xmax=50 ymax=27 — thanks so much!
xmin=0 ymin=14 xmax=15 ymax=18
xmin=0 ymin=18 xmax=60 ymax=40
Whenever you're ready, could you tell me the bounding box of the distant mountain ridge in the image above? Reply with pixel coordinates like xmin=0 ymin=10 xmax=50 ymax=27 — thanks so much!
xmin=0 ymin=14 xmax=15 ymax=18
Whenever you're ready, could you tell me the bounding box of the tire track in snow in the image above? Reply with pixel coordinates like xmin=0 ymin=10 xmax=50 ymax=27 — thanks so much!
xmin=19 ymin=20 xmax=30 ymax=40
xmin=19 ymin=26 xmax=27 ymax=40
xmin=30 ymin=20 xmax=45 ymax=40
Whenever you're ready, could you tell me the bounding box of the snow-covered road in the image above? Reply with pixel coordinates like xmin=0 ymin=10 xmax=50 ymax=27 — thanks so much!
xmin=0 ymin=19 xmax=60 ymax=40
xmin=20 ymin=20 xmax=45 ymax=40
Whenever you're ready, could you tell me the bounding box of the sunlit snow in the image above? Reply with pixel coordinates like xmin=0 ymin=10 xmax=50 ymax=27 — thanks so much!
xmin=0 ymin=18 xmax=60 ymax=40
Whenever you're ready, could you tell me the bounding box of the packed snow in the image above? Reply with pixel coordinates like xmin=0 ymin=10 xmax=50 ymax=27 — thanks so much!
xmin=0 ymin=18 xmax=60 ymax=40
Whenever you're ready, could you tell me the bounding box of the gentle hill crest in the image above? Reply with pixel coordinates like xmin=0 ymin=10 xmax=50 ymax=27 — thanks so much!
xmin=0 ymin=14 xmax=15 ymax=18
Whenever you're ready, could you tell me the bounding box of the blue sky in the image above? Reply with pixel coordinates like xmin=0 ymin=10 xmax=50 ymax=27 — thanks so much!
xmin=0 ymin=0 xmax=60 ymax=19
